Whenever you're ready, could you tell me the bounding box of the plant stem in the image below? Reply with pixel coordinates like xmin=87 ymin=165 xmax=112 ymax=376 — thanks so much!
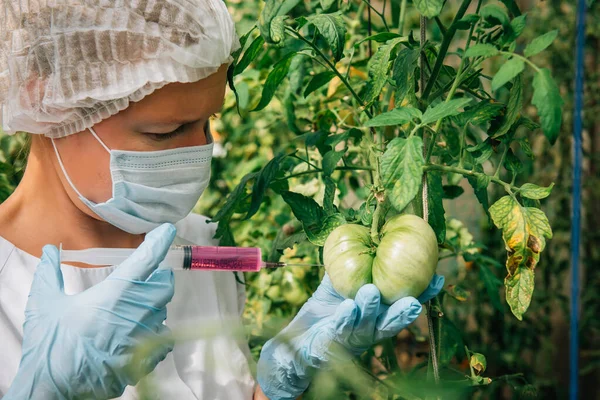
xmin=292 ymin=153 xmax=319 ymax=170
xmin=458 ymin=125 xmax=468 ymax=168
xmin=501 ymin=51 xmax=541 ymax=73
xmin=421 ymin=0 xmax=473 ymax=101
xmin=287 ymin=28 xmax=372 ymax=118
xmin=424 ymin=47 xmax=477 ymax=163
xmin=398 ymin=0 xmax=407 ymax=35
xmin=275 ymin=165 xmax=374 ymax=181
xmin=494 ymin=144 xmax=509 ymax=179
xmin=434 ymin=17 xmax=447 ymax=36
xmin=370 ymin=203 xmax=383 ymax=244
xmin=361 ymin=0 xmax=390 ymax=32
xmin=423 ymin=164 xmax=516 ymax=194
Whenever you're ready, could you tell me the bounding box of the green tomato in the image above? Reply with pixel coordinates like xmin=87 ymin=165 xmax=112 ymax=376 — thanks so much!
xmin=323 ymin=214 xmax=438 ymax=304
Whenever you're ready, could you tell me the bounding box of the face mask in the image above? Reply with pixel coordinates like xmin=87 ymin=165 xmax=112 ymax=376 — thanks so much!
xmin=52 ymin=124 xmax=214 ymax=234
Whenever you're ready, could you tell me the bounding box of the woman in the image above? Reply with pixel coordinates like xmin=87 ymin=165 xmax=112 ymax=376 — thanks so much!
xmin=0 ymin=1 xmax=444 ymax=399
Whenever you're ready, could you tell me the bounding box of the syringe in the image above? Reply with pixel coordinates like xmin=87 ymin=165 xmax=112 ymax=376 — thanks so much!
xmin=59 ymin=245 xmax=323 ymax=272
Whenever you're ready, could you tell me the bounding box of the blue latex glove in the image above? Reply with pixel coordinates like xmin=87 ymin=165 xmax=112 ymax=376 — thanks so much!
xmin=4 ymin=223 xmax=177 ymax=400
xmin=257 ymin=274 xmax=444 ymax=400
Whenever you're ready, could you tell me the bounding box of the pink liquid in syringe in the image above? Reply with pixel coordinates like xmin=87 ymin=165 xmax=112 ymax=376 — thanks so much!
xmin=188 ymin=246 xmax=262 ymax=272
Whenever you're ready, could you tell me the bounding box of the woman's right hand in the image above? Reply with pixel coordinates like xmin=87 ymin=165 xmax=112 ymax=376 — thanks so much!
xmin=3 ymin=224 xmax=177 ymax=400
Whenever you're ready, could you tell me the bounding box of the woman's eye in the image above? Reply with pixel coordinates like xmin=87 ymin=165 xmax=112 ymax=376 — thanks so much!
xmin=146 ymin=124 xmax=188 ymax=141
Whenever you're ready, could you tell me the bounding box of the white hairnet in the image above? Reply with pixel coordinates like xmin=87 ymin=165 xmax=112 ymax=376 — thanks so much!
xmin=0 ymin=0 xmax=240 ymax=138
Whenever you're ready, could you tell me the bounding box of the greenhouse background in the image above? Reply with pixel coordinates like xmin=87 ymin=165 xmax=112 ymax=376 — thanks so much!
xmin=0 ymin=0 xmax=598 ymax=398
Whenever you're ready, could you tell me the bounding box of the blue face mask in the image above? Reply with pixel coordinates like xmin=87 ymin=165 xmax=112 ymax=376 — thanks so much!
xmin=52 ymin=125 xmax=213 ymax=234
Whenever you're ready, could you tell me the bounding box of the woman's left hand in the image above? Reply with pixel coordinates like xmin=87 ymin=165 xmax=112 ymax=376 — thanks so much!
xmin=256 ymin=273 xmax=445 ymax=400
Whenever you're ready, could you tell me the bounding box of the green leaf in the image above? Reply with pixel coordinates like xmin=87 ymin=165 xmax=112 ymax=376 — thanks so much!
xmin=505 ymin=267 xmax=534 ymax=320
xmin=503 ymin=148 xmax=523 ymax=176
xmin=320 ymin=0 xmax=337 ymax=10
xmin=269 ymin=15 xmax=287 ymax=46
xmin=442 ymin=185 xmax=464 ymax=199
xmin=467 ymin=172 xmax=491 ymax=216
xmin=364 ymin=108 xmax=422 ymax=127
xmin=392 ymin=48 xmax=420 ymax=105
xmin=464 ymin=44 xmax=499 ymax=58
xmin=277 ymin=231 xmax=308 ymax=254
xmin=467 ymin=138 xmax=492 ymax=153
xmin=480 ymin=4 xmax=510 ymax=27
xmin=491 ymin=75 xmax=523 ymax=138
xmin=305 ymin=13 xmax=347 ymax=61
xmin=323 ymin=176 xmax=337 ymax=215
xmin=269 ymin=226 xmax=306 ymax=262
xmin=253 ymin=52 xmax=296 ymax=111
xmin=518 ymin=137 xmax=534 ymax=159
xmin=234 ymin=36 xmax=265 ymax=76
xmin=478 ymin=263 xmax=504 ymax=312
xmin=524 ymin=30 xmax=558 ymax=58
xmin=356 ymin=32 xmax=403 ymax=46
xmin=439 ymin=317 xmax=464 ymax=365
xmin=259 ymin=0 xmax=300 ymax=44
xmin=304 ymin=71 xmax=337 ymax=97
xmin=214 ymin=222 xmax=236 ymax=246
xmin=322 ymin=150 xmax=345 ymax=175
xmin=281 ymin=190 xmax=325 ymax=227
xmin=414 ymin=0 xmax=444 ymax=18
xmin=363 ymin=37 xmax=405 ymax=105
xmin=246 ymin=154 xmax=287 ymax=219
xmin=515 ymin=115 xmax=540 ymax=131
xmin=325 ymin=128 xmax=362 ymax=147
xmin=212 ymin=172 xmax=259 ymax=222
xmin=455 ymin=100 xmax=504 ymax=126
xmin=358 ymin=200 xmax=376 ymax=225
xmin=427 ymin=171 xmax=446 ymax=244
xmin=455 ymin=14 xmax=480 ymax=30
xmin=532 ymin=68 xmax=563 ymax=144
xmin=519 ymin=183 xmax=554 ymax=200
xmin=381 ymin=136 xmax=424 ymax=212
xmin=305 ymin=213 xmax=346 ymax=246
xmin=510 ymin=15 xmax=527 ymax=38
xmin=470 ymin=353 xmax=487 ymax=375
xmin=491 ymin=57 xmax=524 ymax=91
xmin=421 ymin=98 xmax=472 ymax=125
xmin=489 ymin=196 xmax=553 ymax=319
xmin=501 ymin=0 xmax=522 ymax=16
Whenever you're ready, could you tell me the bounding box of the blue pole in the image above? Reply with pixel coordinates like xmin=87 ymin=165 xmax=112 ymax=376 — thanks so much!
xmin=570 ymin=0 xmax=586 ymax=398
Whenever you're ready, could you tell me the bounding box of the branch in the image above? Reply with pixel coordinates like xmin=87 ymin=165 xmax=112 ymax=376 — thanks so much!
xmin=422 ymin=0 xmax=473 ymax=101
xmin=424 ymin=164 xmax=516 ymax=194
xmin=287 ymin=28 xmax=372 ymax=118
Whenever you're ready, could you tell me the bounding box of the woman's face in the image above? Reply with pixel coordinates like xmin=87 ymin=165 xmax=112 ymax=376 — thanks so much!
xmin=50 ymin=64 xmax=229 ymax=221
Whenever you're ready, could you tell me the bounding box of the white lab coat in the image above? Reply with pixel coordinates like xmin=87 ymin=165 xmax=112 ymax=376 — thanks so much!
xmin=0 ymin=213 xmax=256 ymax=399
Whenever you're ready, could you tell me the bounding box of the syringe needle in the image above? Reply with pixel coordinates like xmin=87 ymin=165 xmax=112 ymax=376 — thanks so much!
xmin=262 ymin=262 xmax=324 ymax=269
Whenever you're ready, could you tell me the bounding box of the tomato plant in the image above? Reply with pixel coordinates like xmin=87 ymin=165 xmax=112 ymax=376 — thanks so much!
xmin=212 ymin=0 xmax=564 ymax=397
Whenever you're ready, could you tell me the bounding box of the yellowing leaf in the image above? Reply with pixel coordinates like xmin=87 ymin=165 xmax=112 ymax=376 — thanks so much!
xmin=505 ymin=267 xmax=534 ymax=320
xmin=470 ymin=353 xmax=487 ymax=375
xmin=489 ymin=196 xmax=552 ymax=319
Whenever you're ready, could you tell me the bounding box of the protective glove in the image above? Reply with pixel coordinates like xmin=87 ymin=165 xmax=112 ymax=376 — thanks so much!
xmin=257 ymin=274 xmax=444 ymax=400
xmin=3 ymin=223 xmax=177 ymax=400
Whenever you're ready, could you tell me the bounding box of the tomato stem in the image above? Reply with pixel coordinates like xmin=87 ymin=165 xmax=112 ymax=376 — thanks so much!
xmin=370 ymin=202 xmax=383 ymax=245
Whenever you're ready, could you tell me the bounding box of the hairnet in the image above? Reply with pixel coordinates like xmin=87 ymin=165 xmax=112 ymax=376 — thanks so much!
xmin=0 ymin=0 xmax=240 ymax=138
